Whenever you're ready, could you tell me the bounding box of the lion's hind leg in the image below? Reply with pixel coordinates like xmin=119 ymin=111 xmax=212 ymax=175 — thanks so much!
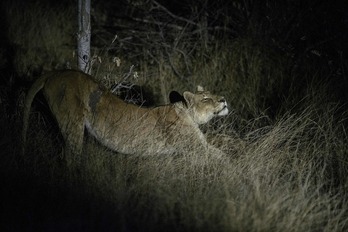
xmin=54 ymin=112 xmax=85 ymax=165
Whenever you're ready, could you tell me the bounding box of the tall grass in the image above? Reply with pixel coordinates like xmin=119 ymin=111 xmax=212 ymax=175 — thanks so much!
xmin=3 ymin=99 xmax=347 ymax=231
xmin=3 ymin=0 xmax=75 ymax=77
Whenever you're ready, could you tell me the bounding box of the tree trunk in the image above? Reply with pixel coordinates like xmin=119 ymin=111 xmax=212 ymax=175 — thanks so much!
xmin=77 ymin=0 xmax=91 ymax=74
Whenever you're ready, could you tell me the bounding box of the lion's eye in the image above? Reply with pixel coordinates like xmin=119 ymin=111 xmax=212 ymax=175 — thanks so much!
xmin=201 ymin=97 xmax=211 ymax=102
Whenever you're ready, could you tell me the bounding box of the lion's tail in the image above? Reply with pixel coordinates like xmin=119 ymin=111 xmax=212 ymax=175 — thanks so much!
xmin=22 ymin=74 xmax=49 ymax=154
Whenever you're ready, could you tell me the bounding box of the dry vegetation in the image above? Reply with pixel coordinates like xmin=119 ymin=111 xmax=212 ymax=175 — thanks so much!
xmin=1 ymin=0 xmax=348 ymax=231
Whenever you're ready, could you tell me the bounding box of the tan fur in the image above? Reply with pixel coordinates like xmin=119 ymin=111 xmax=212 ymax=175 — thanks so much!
xmin=22 ymin=70 xmax=229 ymax=156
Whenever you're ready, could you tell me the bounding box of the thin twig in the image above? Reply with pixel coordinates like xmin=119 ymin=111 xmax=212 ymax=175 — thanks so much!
xmin=132 ymin=17 xmax=184 ymax=30
xmin=152 ymin=0 xmax=198 ymax=26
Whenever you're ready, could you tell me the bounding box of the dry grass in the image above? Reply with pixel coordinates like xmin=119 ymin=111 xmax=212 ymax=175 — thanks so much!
xmin=3 ymin=101 xmax=346 ymax=231
xmin=3 ymin=1 xmax=76 ymax=77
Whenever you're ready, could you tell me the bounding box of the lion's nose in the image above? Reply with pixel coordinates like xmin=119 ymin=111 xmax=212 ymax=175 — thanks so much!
xmin=219 ymin=98 xmax=226 ymax=103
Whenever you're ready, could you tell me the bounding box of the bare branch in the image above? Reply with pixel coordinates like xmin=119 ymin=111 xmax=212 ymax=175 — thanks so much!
xmin=132 ymin=17 xmax=184 ymax=30
xmin=152 ymin=0 xmax=198 ymax=26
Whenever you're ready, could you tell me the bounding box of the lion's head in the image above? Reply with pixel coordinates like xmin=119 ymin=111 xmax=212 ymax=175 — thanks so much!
xmin=171 ymin=86 xmax=228 ymax=125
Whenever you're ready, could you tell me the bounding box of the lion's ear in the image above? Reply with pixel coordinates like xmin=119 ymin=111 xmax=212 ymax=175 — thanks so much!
xmin=183 ymin=91 xmax=194 ymax=106
xmin=197 ymin=85 xmax=204 ymax=92
xmin=169 ymin=91 xmax=184 ymax=104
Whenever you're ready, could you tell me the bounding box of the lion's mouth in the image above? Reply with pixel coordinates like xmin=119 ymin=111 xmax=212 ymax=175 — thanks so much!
xmin=215 ymin=105 xmax=228 ymax=116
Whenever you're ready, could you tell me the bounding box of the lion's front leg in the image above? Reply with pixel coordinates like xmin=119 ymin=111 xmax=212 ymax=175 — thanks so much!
xmin=206 ymin=145 xmax=227 ymax=158
xmin=181 ymin=128 xmax=226 ymax=158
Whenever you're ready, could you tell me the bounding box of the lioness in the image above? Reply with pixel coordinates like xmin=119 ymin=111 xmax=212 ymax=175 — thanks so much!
xmin=22 ymin=70 xmax=228 ymax=156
